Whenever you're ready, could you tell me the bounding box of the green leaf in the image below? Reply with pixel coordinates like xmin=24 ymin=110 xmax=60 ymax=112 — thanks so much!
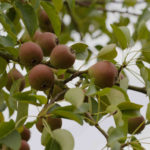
xmin=0 ymin=14 xmax=16 ymax=39
xmin=41 ymin=128 xmax=51 ymax=146
xmin=0 ymin=120 xmax=15 ymax=139
xmin=0 ymin=2 xmax=12 ymax=12
xmin=66 ymin=0 xmax=75 ymax=11
xmin=52 ymin=110 xmax=83 ymax=125
xmin=0 ymin=71 xmax=7 ymax=90
xmin=0 ymin=57 xmax=7 ymax=74
xmin=111 ymin=25 xmax=131 ymax=49
xmin=71 ymin=43 xmax=88 ymax=60
xmin=41 ymin=1 xmax=61 ymax=36
xmin=118 ymin=102 xmax=142 ymax=111
xmin=107 ymin=105 xmax=124 ymax=127
xmin=0 ymin=36 xmax=16 ymax=47
xmin=98 ymin=44 xmax=117 ymax=60
xmin=0 ymin=130 xmax=21 ymax=150
xmin=45 ymin=138 xmax=61 ymax=150
xmin=15 ymin=1 xmax=38 ymax=37
xmin=146 ymin=103 xmax=150 ymax=121
xmin=65 ymin=88 xmax=84 ymax=107
xmin=53 ymin=129 xmax=74 ymax=150
xmin=16 ymin=102 xmax=28 ymax=127
xmin=35 ymin=95 xmax=47 ymax=104
xmin=52 ymin=0 xmax=63 ymax=12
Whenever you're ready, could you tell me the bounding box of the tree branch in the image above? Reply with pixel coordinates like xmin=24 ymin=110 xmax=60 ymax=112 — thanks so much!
xmin=85 ymin=112 xmax=108 ymax=140
xmin=75 ymin=1 xmax=141 ymax=16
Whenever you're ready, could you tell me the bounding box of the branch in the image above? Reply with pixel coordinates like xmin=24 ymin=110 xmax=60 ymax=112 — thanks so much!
xmin=63 ymin=70 xmax=88 ymax=84
xmin=75 ymin=1 xmax=141 ymax=16
xmin=85 ymin=112 xmax=108 ymax=140
xmin=128 ymin=85 xmax=146 ymax=94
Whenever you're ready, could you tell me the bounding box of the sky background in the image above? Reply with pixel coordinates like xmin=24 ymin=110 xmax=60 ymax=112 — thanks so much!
xmin=2 ymin=1 xmax=150 ymax=150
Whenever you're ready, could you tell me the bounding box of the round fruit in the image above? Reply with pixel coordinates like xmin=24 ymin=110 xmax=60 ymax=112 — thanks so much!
xmin=33 ymin=31 xmax=41 ymax=42
xmin=128 ymin=116 xmax=145 ymax=134
xmin=37 ymin=32 xmax=58 ymax=56
xmin=19 ymin=42 xmax=43 ymax=66
xmin=28 ymin=64 xmax=54 ymax=91
xmin=36 ymin=116 xmax=62 ymax=132
xmin=38 ymin=9 xmax=53 ymax=32
xmin=50 ymin=45 xmax=75 ymax=69
xmin=6 ymin=68 xmax=25 ymax=91
xmin=19 ymin=140 xmax=30 ymax=150
xmin=21 ymin=126 xmax=30 ymax=141
xmin=88 ymin=61 xmax=118 ymax=88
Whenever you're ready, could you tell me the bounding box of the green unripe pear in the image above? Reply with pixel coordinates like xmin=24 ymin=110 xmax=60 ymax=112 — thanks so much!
xmin=21 ymin=126 xmax=30 ymax=141
xmin=36 ymin=116 xmax=62 ymax=132
xmin=19 ymin=140 xmax=30 ymax=150
xmin=128 ymin=116 xmax=145 ymax=134
xmin=50 ymin=45 xmax=75 ymax=69
xmin=19 ymin=42 xmax=43 ymax=66
xmin=6 ymin=68 xmax=25 ymax=91
xmin=28 ymin=64 xmax=54 ymax=91
xmin=36 ymin=32 xmax=58 ymax=56
xmin=88 ymin=61 xmax=118 ymax=88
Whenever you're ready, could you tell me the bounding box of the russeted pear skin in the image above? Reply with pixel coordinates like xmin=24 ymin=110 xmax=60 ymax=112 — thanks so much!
xmin=50 ymin=45 xmax=75 ymax=69
xmin=88 ymin=61 xmax=118 ymax=88
xmin=19 ymin=42 xmax=43 ymax=66
xmin=21 ymin=126 xmax=31 ymax=141
xmin=28 ymin=64 xmax=54 ymax=91
xmin=37 ymin=32 xmax=58 ymax=56
xmin=128 ymin=116 xmax=145 ymax=134
xmin=6 ymin=69 xmax=25 ymax=91
xmin=19 ymin=140 xmax=30 ymax=150
xmin=36 ymin=117 xmax=62 ymax=132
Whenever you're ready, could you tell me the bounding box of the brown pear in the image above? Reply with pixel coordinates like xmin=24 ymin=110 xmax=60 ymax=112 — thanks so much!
xmin=36 ymin=116 xmax=62 ymax=132
xmin=38 ymin=9 xmax=53 ymax=32
xmin=6 ymin=68 xmax=25 ymax=91
xmin=21 ymin=126 xmax=30 ymax=141
xmin=50 ymin=45 xmax=75 ymax=69
xmin=88 ymin=61 xmax=118 ymax=88
xmin=19 ymin=140 xmax=30 ymax=150
xmin=32 ymin=31 xmax=41 ymax=42
xmin=28 ymin=64 xmax=54 ymax=91
xmin=128 ymin=115 xmax=145 ymax=134
xmin=19 ymin=42 xmax=43 ymax=66
xmin=37 ymin=32 xmax=58 ymax=56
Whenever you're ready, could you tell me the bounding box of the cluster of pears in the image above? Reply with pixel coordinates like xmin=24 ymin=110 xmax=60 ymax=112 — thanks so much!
xmin=19 ymin=126 xmax=31 ymax=150
xmin=6 ymin=31 xmax=75 ymax=92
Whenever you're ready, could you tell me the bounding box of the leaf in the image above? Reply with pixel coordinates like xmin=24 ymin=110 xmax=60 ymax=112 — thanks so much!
xmin=41 ymin=128 xmax=51 ymax=146
xmin=52 ymin=0 xmax=63 ymax=12
xmin=111 ymin=25 xmax=131 ymax=49
xmin=52 ymin=110 xmax=83 ymax=125
xmin=45 ymin=138 xmax=61 ymax=150
xmin=35 ymin=95 xmax=47 ymax=104
xmin=0 ymin=71 xmax=7 ymax=90
xmin=98 ymin=44 xmax=117 ymax=60
xmin=146 ymin=103 xmax=150 ymax=121
xmin=65 ymin=88 xmax=84 ymax=107
xmin=71 ymin=43 xmax=88 ymax=60
xmin=0 ymin=2 xmax=12 ymax=12
xmin=0 ymin=57 xmax=7 ymax=74
xmin=0 ymin=120 xmax=15 ymax=139
xmin=118 ymin=102 xmax=143 ymax=111
xmin=66 ymin=0 xmax=75 ymax=11
xmin=15 ymin=1 xmax=38 ymax=37
xmin=0 ymin=130 xmax=21 ymax=150
xmin=0 ymin=36 xmax=16 ymax=47
xmin=41 ymin=1 xmax=61 ymax=36
xmin=16 ymin=102 xmax=28 ymax=127
xmin=53 ymin=129 xmax=74 ymax=150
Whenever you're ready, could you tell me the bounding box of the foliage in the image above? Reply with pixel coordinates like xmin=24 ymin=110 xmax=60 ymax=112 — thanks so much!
xmin=0 ymin=0 xmax=149 ymax=150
